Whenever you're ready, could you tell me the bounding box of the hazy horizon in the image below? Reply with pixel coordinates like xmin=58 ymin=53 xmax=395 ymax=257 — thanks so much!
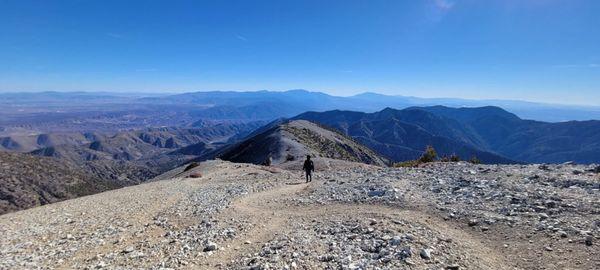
xmin=1 ymin=0 xmax=599 ymax=105
xmin=3 ymin=88 xmax=600 ymax=108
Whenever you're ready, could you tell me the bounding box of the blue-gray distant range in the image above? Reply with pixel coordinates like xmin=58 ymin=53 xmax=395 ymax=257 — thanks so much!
xmin=1 ymin=89 xmax=599 ymax=166
xmin=2 ymin=89 xmax=599 ymax=122
xmin=136 ymin=90 xmax=600 ymax=122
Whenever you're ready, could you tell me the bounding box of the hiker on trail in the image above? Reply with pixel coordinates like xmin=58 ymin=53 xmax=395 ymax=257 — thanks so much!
xmin=263 ymin=154 xmax=272 ymax=166
xmin=303 ymin=155 xmax=314 ymax=183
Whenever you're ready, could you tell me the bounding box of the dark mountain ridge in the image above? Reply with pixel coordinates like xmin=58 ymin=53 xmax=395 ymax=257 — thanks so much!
xmin=417 ymin=106 xmax=600 ymax=163
xmin=211 ymin=119 xmax=389 ymax=167
xmin=294 ymin=106 xmax=600 ymax=164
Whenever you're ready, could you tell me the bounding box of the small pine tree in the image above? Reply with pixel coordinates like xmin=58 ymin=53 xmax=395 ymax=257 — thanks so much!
xmin=469 ymin=156 xmax=481 ymax=164
xmin=418 ymin=145 xmax=437 ymax=163
xmin=450 ymin=154 xmax=460 ymax=162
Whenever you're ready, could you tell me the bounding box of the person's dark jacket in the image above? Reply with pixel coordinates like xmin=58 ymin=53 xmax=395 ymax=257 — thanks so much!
xmin=303 ymin=159 xmax=314 ymax=172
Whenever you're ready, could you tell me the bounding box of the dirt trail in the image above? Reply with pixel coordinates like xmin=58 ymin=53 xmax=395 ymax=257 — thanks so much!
xmin=4 ymin=160 xmax=592 ymax=269
xmin=207 ymin=183 xmax=309 ymax=267
xmin=208 ymin=180 xmax=511 ymax=269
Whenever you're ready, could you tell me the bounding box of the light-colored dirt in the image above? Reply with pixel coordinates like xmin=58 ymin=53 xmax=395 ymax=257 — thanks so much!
xmin=1 ymin=160 xmax=597 ymax=269
xmin=206 ymin=178 xmax=510 ymax=269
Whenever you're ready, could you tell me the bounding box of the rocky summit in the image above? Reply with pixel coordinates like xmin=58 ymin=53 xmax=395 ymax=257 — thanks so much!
xmin=1 ymin=159 xmax=597 ymax=269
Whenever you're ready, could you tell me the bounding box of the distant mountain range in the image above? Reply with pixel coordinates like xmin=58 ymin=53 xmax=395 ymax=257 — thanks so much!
xmin=138 ymin=90 xmax=600 ymax=122
xmin=294 ymin=106 xmax=600 ymax=164
xmin=2 ymin=90 xmax=599 ymax=166
xmin=2 ymin=90 xmax=599 ymax=123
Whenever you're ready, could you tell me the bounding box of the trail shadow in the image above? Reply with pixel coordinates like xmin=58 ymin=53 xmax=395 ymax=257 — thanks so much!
xmin=285 ymin=182 xmax=306 ymax=185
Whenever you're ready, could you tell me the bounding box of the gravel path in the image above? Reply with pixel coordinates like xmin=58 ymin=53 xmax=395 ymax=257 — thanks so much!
xmin=0 ymin=159 xmax=598 ymax=269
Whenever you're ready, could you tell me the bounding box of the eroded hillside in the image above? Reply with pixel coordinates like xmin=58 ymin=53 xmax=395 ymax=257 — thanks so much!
xmin=0 ymin=152 xmax=119 ymax=215
xmin=217 ymin=120 xmax=389 ymax=166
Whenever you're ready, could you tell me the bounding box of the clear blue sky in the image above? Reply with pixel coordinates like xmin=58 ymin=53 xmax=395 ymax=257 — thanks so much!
xmin=1 ymin=0 xmax=599 ymax=105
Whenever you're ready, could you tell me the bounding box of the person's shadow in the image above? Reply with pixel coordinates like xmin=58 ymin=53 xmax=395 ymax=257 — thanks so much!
xmin=285 ymin=182 xmax=305 ymax=185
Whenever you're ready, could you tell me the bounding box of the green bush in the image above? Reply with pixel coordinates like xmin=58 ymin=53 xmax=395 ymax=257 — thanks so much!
xmin=418 ymin=145 xmax=437 ymax=163
xmin=394 ymin=146 xmax=440 ymax=167
xmin=469 ymin=156 xmax=481 ymax=164
xmin=440 ymin=154 xmax=461 ymax=162
xmin=393 ymin=160 xmax=420 ymax=167
xmin=440 ymin=154 xmax=460 ymax=162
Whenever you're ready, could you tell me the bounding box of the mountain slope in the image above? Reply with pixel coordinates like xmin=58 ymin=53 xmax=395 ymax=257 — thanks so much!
xmin=295 ymin=106 xmax=600 ymax=164
xmin=0 ymin=152 xmax=119 ymax=214
xmin=0 ymin=132 xmax=100 ymax=152
xmin=294 ymin=108 xmax=515 ymax=164
xmin=29 ymin=123 xmax=264 ymax=182
xmin=216 ymin=120 xmax=388 ymax=166
xmin=0 ymin=122 xmax=264 ymax=214
xmin=419 ymin=106 xmax=600 ymax=163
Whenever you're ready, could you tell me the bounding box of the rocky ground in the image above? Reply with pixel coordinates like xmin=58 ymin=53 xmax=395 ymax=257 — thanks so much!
xmin=0 ymin=159 xmax=598 ymax=269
